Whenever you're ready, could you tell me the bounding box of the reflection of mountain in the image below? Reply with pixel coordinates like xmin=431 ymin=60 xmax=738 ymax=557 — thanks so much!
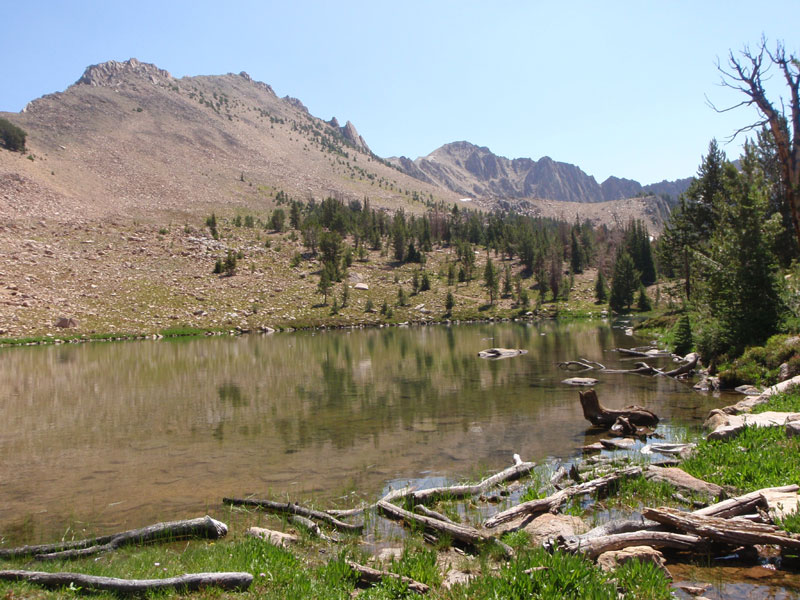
xmin=0 ymin=323 xmax=713 ymax=540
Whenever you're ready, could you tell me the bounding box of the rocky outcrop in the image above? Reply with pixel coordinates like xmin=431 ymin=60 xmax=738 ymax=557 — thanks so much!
xmin=341 ymin=120 xmax=370 ymax=154
xmin=237 ymin=71 xmax=275 ymax=96
xmin=282 ymin=96 xmax=309 ymax=114
xmin=76 ymin=58 xmax=174 ymax=88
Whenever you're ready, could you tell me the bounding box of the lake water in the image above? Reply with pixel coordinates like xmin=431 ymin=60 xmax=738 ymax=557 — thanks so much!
xmin=0 ymin=320 xmax=720 ymax=544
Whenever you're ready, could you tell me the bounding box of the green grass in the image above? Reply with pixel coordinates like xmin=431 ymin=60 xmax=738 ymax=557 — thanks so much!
xmin=751 ymin=389 xmax=800 ymax=414
xmin=440 ymin=547 xmax=670 ymax=600
xmin=681 ymin=424 xmax=800 ymax=492
xmin=603 ymin=475 xmax=691 ymax=510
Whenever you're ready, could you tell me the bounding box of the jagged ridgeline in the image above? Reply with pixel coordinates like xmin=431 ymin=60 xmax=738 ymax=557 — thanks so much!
xmin=1 ymin=58 xmax=686 ymax=231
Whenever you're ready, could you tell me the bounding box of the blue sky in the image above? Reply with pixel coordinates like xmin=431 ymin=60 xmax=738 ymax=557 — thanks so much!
xmin=1 ymin=1 xmax=796 ymax=184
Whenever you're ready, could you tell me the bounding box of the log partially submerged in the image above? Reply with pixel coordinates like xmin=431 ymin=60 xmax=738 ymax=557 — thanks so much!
xmin=346 ymin=560 xmax=429 ymax=594
xmin=578 ymin=389 xmax=659 ymax=429
xmin=400 ymin=460 xmax=535 ymax=505
xmin=484 ymin=466 xmax=643 ymax=528
xmin=377 ymin=500 xmax=512 ymax=557
xmin=643 ymin=506 xmax=800 ymax=551
xmin=223 ymin=497 xmax=362 ymax=533
xmin=0 ymin=516 xmax=228 ymax=561
xmin=0 ymin=570 xmax=253 ymax=593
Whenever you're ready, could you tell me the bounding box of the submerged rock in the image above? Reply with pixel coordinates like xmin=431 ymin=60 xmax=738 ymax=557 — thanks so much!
xmin=477 ymin=348 xmax=528 ymax=359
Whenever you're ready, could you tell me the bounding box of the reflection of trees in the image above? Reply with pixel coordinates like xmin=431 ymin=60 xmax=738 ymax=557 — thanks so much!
xmin=1 ymin=321 xmax=717 ymax=457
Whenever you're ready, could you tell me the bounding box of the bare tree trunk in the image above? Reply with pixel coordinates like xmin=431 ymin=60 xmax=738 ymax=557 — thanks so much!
xmin=0 ymin=570 xmax=252 ymax=593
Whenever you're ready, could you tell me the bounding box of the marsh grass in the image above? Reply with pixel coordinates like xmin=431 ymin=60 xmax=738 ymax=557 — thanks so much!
xmin=602 ymin=475 xmax=698 ymax=510
xmin=440 ymin=547 xmax=669 ymax=599
xmin=681 ymin=424 xmax=800 ymax=492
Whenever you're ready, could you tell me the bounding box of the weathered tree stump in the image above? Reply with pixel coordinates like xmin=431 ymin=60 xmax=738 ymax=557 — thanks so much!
xmin=578 ymin=389 xmax=659 ymax=429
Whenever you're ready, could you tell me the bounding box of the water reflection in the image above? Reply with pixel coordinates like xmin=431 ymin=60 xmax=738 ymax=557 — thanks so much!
xmin=0 ymin=321 xmax=721 ymax=542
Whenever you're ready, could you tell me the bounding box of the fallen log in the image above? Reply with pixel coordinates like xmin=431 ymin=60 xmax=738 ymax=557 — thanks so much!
xmin=691 ymin=485 xmax=799 ymax=519
xmin=484 ymin=466 xmax=642 ymax=528
xmin=223 ymin=497 xmax=362 ymax=533
xmin=246 ymin=527 xmax=298 ymax=547
xmin=326 ymin=486 xmax=415 ymax=518
xmin=414 ymin=505 xmax=457 ymax=524
xmin=0 ymin=516 xmax=228 ymax=561
xmin=289 ymin=515 xmax=340 ymax=542
xmin=578 ymin=389 xmax=659 ymax=429
xmin=404 ymin=460 xmax=535 ymax=505
xmin=643 ymin=506 xmax=800 ymax=550
xmin=663 ymin=353 xmax=699 ymax=377
xmin=645 ymin=466 xmax=724 ymax=500
xmin=346 ymin=561 xmax=429 ymax=594
xmin=0 ymin=570 xmax=253 ymax=593
xmin=559 ymin=530 xmax=707 ymax=559
xmin=558 ymin=360 xmax=596 ymax=371
xmin=377 ymin=500 xmax=512 ymax=557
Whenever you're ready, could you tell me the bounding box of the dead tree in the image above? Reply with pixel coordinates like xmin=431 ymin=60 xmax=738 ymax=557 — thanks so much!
xmin=715 ymin=38 xmax=800 ymax=248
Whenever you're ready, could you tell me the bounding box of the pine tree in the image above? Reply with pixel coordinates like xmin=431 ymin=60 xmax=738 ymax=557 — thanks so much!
xmin=672 ymin=315 xmax=693 ymax=355
xmin=570 ymin=229 xmax=585 ymax=274
xmin=636 ymin=285 xmax=652 ymax=312
xmin=484 ymin=258 xmax=499 ymax=305
xmin=594 ymin=270 xmax=608 ymax=303
xmin=317 ymin=266 xmax=333 ymax=305
xmin=445 ymin=291 xmax=455 ymax=315
xmin=697 ymin=153 xmax=786 ymax=360
xmin=609 ymin=251 xmax=637 ymax=312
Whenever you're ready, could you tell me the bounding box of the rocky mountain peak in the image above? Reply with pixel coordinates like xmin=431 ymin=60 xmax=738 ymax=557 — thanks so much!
xmin=341 ymin=120 xmax=370 ymax=154
xmin=282 ymin=95 xmax=309 ymax=114
xmin=76 ymin=58 xmax=174 ymax=88
xmin=238 ymin=71 xmax=276 ymax=96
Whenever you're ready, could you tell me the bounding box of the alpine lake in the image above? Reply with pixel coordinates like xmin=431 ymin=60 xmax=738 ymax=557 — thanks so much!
xmin=1 ymin=319 xmax=797 ymax=598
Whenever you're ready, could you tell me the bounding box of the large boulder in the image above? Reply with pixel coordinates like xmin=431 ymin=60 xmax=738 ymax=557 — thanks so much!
xmin=522 ymin=513 xmax=588 ymax=546
xmin=54 ymin=317 xmax=78 ymax=328
xmin=596 ymin=546 xmax=669 ymax=577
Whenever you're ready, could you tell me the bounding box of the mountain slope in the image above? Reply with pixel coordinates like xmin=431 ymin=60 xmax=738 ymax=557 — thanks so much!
xmin=0 ymin=58 xmax=452 ymax=223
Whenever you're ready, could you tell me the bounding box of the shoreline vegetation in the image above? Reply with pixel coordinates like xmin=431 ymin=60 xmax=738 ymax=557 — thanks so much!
xmin=2 ymin=387 xmax=800 ymax=598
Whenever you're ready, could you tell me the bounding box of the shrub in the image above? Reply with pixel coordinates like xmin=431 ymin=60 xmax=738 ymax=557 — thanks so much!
xmin=0 ymin=117 xmax=26 ymax=152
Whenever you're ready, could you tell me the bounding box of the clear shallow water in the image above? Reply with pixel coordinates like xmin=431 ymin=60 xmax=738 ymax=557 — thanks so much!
xmin=0 ymin=320 xmax=719 ymax=543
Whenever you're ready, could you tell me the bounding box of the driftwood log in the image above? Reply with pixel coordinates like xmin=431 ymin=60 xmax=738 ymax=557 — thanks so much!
xmin=0 ymin=516 xmax=228 ymax=561
xmin=643 ymin=506 xmax=800 ymax=550
xmin=578 ymin=389 xmax=659 ymax=429
xmin=484 ymin=466 xmax=642 ymax=528
xmin=559 ymin=530 xmax=707 ymax=559
xmin=223 ymin=497 xmax=362 ymax=533
xmin=377 ymin=500 xmax=512 ymax=557
xmin=562 ymin=351 xmax=697 ymax=379
xmin=346 ymin=561 xmax=430 ymax=594
xmin=414 ymin=505 xmax=457 ymax=524
xmin=395 ymin=460 xmax=535 ymax=505
xmin=0 ymin=570 xmax=253 ymax=593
